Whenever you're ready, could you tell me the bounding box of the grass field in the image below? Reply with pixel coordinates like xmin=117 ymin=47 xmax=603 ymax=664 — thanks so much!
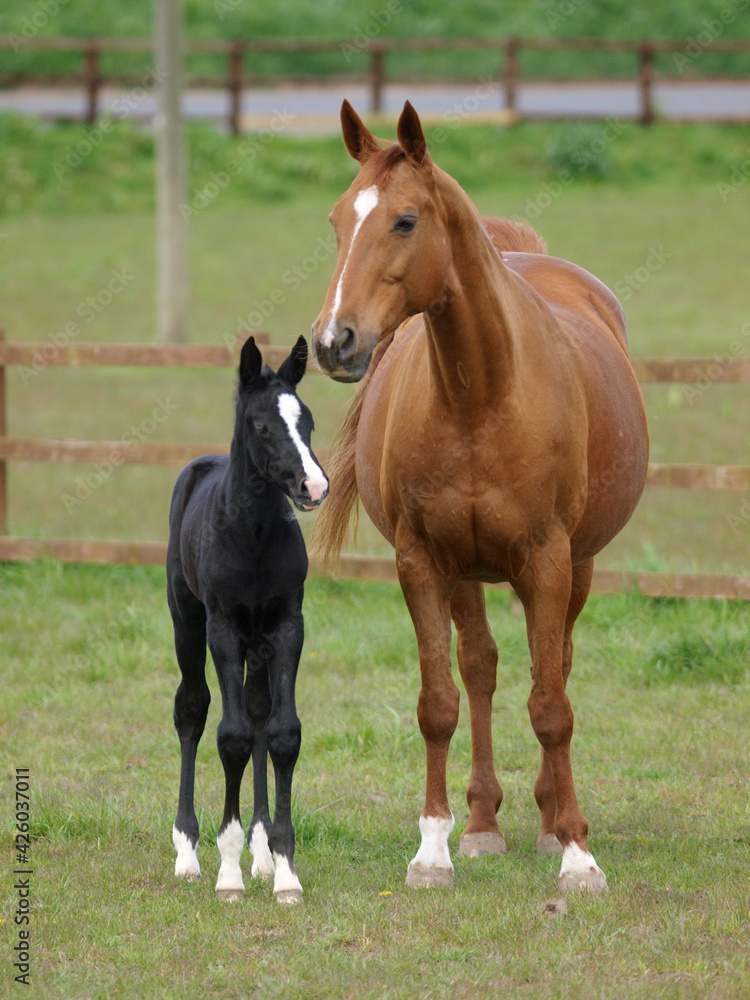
xmin=1 ymin=561 xmax=749 ymax=999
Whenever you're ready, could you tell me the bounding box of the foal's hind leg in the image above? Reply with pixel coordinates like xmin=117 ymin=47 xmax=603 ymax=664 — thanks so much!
xmin=170 ymin=588 xmax=210 ymax=880
xmin=535 ymin=557 xmax=594 ymax=857
xmin=515 ymin=536 xmax=606 ymax=892
xmin=451 ymin=582 xmax=507 ymax=859
xmin=208 ymin=614 xmax=253 ymax=901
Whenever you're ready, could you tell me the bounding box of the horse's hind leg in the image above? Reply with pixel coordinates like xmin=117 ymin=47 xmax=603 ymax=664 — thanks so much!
xmin=450 ymin=582 xmax=507 ymax=859
xmin=208 ymin=614 xmax=253 ymax=901
xmin=245 ymin=638 xmax=274 ymax=881
xmin=535 ymin=557 xmax=594 ymax=857
xmin=170 ymin=587 xmax=210 ymax=880
xmin=516 ymin=537 xmax=606 ymax=892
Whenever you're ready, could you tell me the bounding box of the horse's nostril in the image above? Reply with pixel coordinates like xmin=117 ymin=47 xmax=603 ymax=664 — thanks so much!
xmin=338 ymin=327 xmax=357 ymax=360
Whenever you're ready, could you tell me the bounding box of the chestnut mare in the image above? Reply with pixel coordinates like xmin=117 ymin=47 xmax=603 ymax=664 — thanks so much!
xmin=312 ymin=101 xmax=648 ymax=892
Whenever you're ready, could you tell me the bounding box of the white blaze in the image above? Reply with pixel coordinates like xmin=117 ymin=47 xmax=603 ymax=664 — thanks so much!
xmin=278 ymin=393 xmax=328 ymax=503
xmin=322 ymin=184 xmax=380 ymax=348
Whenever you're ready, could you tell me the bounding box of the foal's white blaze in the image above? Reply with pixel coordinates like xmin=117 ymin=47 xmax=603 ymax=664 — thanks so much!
xmin=559 ymin=841 xmax=606 ymax=884
xmin=272 ymin=853 xmax=303 ymax=903
xmin=278 ymin=393 xmax=328 ymax=505
xmin=173 ymin=825 xmax=201 ymax=879
xmin=409 ymin=813 xmax=456 ymax=871
xmin=215 ymin=818 xmax=245 ymax=894
xmin=249 ymin=820 xmax=275 ymax=879
xmin=322 ymin=184 xmax=380 ymax=348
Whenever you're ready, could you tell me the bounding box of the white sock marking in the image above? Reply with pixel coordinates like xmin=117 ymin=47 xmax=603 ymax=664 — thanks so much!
xmin=273 ymin=853 xmax=303 ymax=900
xmin=322 ymin=184 xmax=379 ymax=347
xmin=215 ymin=818 xmax=245 ymax=894
xmin=278 ymin=393 xmax=328 ymax=504
xmin=560 ymin=841 xmax=604 ymax=880
xmin=249 ymin=821 xmax=275 ymax=879
xmin=410 ymin=813 xmax=455 ymax=871
xmin=173 ymin=825 xmax=201 ymax=879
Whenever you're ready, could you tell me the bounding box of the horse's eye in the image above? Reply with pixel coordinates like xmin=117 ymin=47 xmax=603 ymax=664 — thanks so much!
xmin=394 ymin=215 xmax=417 ymax=233
xmin=254 ymin=423 xmax=270 ymax=438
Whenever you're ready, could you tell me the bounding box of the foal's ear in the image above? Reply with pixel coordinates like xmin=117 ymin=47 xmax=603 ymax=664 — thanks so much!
xmin=239 ymin=336 xmax=263 ymax=387
xmin=277 ymin=335 xmax=308 ymax=388
xmin=397 ymin=101 xmax=428 ymax=167
xmin=341 ymin=99 xmax=380 ymax=164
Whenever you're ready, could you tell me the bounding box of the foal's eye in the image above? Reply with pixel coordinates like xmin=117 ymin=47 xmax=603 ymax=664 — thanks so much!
xmin=394 ymin=215 xmax=417 ymax=233
xmin=254 ymin=423 xmax=270 ymax=438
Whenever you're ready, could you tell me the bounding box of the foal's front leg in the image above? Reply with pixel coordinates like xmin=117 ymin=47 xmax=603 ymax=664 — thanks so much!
xmin=262 ymin=594 xmax=304 ymax=904
xmin=207 ymin=613 xmax=253 ymax=901
xmin=397 ymin=534 xmax=459 ymax=888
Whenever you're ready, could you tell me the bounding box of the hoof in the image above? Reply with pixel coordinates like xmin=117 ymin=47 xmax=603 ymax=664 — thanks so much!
xmin=558 ymin=869 xmax=608 ymax=893
xmin=536 ymin=833 xmax=564 ymax=855
xmin=215 ymin=888 xmax=244 ymax=902
xmin=275 ymin=888 xmax=303 ymax=905
xmin=405 ymin=863 xmax=454 ymax=888
xmin=458 ymin=832 xmax=507 ymax=857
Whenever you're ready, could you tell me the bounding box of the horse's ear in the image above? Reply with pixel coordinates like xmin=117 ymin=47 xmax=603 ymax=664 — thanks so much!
xmin=239 ymin=335 xmax=263 ymax=387
xmin=397 ymin=101 xmax=428 ymax=167
xmin=341 ymin=100 xmax=380 ymax=164
xmin=277 ymin=335 xmax=307 ymax=388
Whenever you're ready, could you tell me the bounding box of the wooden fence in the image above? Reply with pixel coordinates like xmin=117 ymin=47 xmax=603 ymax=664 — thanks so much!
xmin=1 ymin=329 xmax=749 ymax=600
xmin=2 ymin=35 xmax=750 ymax=132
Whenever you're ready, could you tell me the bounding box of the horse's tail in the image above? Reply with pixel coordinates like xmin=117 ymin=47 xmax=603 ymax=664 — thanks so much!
xmin=310 ymin=333 xmax=394 ymax=568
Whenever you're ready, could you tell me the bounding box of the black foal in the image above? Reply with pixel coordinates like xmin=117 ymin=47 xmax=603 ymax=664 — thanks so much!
xmin=167 ymin=335 xmax=328 ymax=904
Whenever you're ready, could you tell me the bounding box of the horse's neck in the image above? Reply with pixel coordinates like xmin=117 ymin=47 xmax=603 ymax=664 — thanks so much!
xmin=424 ymin=174 xmax=520 ymax=416
xmin=221 ymin=437 xmax=266 ymax=525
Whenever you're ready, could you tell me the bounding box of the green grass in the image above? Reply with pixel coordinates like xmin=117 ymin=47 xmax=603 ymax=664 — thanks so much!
xmin=1 ymin=562 xmax=750 ymax=999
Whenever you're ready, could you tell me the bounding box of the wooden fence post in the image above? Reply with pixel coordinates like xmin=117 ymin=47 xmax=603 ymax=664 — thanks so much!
xmin=370 ymin=46 xmax=384 ymax=114
xmin=0 ymin=328 xmax=7 ymax=536
xmin=504 ymin=37 xmax=519 ymax=118
xmin=228 ymin=41 xmax=243 ymax=134
xmin=639 ymin=42 xmax=654 ymax=124
xmin=84 ymin=43 xmax=100 ymax=123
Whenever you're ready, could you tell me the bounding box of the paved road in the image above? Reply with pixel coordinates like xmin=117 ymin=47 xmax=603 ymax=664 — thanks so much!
xmin=1 ymin=79 xmax=748 ymax=130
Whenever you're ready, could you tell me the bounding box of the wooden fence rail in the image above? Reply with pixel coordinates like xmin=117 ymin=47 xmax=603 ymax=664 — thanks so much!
xmin=1 ymin=330 xmax=748 ymax=600
xmin=2 ymin=35 xmax=750 ymax=132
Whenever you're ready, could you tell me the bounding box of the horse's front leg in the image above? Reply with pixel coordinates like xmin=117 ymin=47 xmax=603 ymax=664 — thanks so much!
xmin=397 ymin=533 xmax=459 ymax=888
xmin=263 ymin=592 xmax=304 ymax=904
xmin=207 ymin=613 xmax=253 ymax=901
xmin=451 ymin=581 xmax=506 ymax=858
xmin=514 ymin=530 xmax=607 ymax=892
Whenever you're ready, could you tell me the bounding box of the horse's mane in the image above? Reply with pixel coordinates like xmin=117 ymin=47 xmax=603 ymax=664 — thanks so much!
xmin=310 ymin=213 xmax=547 ymax=568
